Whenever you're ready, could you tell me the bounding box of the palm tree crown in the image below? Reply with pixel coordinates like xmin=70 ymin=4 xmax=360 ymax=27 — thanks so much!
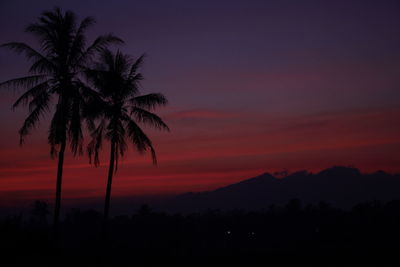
xmin=1 ymin=7 xmax=122 ymax=155
xmin=87 ymin=49 xmax=169 ymax=168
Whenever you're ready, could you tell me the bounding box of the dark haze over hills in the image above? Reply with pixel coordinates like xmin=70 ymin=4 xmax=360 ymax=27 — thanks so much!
xmin=1 ymin=166 xmax=398 ymax=216
xmin=3 ymin=166 xmax=400 ymax=266
xmin=162 ymin=166 xmax=400 ymax=212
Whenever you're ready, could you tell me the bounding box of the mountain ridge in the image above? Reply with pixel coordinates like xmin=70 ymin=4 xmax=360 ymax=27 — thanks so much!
xmin=161 ymin=166 xmax=400 ymax=212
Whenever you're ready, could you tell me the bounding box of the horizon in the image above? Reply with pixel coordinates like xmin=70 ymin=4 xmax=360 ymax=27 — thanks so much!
xmin=1 ymin=165 xmax=398 ymax=210
xmin=1 ymin=0 xmax=400 ymax=207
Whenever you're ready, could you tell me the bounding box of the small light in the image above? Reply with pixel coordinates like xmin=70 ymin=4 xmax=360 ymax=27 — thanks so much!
xmin=226 ymin=230 xmax=231 ymax=235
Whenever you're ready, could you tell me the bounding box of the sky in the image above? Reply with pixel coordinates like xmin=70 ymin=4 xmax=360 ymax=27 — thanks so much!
xmin=0 ymin=0 xmax=400 ymax=206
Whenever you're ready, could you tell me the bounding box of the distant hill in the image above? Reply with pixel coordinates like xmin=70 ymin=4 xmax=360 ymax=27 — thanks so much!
xmin=161 ymin=166 xmax=400 ymax=212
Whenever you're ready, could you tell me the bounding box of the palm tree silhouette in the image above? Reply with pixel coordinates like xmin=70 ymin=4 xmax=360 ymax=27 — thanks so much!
xmin=85 ymin=49 xmax=169 ymax=222
xmin=0 ymin=8 xmax=123 ymax=227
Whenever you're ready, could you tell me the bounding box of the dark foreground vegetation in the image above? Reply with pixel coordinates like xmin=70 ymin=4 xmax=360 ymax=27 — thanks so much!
xmin=2 ymin=200 xmax=400 ymax=266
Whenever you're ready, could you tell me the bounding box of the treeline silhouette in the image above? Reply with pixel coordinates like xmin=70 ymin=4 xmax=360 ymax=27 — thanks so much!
xmin=169 ymin=166 xmax=400 ymax=212
xmin=2 ymin=200 xmax=400 ymax=266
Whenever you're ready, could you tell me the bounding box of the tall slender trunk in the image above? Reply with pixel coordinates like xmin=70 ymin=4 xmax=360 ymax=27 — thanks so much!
xmin=54 ymin=138 xmax=66 ymax=228
xmin=104 ymin=141 xmax=116 ymax=222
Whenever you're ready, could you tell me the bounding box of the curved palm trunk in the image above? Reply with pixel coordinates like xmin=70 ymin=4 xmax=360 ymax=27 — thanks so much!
xmin=104 ymin=140 xmax=116 ymax=222
xmin=54 ymin=138 xmax=66 ymax=228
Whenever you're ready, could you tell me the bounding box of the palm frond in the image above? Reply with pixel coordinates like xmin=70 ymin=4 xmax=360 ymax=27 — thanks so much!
xmin=128 ymin=73 xmax=144 ymax=85
xmin=114 ymin=50 xmax=131 ymax=74
xmin=1 ymin=42 xmax=53 ymax=67
xmin=84 ymin=68 xmax=109 ymax=90
xmin=28 ymin=90 xmax=52 ymax=113
xmin=87 ymin=119 xmax=105 ymax=166
xmin=19 ymin=93 xmax=51 ymax=145
xmin=12 ymin=81 xmax=50 ymax=109
xmin=29 ymin=57 xmax=56 ymax=74
xmin=79 ymin=34 xmax=123 ymax=64
xmin=131 ymin=93 xmax=168 ymax=110
xmin=130 ymin=107 xmax=170 ymax=131
xmin=126 ymin=118 xmax=157 ymax=165
xmin=75 ymin=79 xmax=103 ymax=103
xmin=99 ymin=49 xmax=116 ymax=71
xmin=76 ymin=16 xmax=96 ymax=35
xmin=69 ymin=16 xmax=96 ymax=67
xmin=25 ymin=22 xmax=57 ymax=55
xmin=129 ymin=54 xmax=145 ymax=76
xmin=0 ymin=75 xmax=48 ymax=90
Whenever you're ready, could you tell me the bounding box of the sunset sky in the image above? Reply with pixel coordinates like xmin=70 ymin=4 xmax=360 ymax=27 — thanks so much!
xmin=0 ymin=0 xmax=400 ymax=206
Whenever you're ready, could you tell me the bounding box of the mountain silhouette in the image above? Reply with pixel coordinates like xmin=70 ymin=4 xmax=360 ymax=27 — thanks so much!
xmin=162 ymin=166 xmax=400 ymax=212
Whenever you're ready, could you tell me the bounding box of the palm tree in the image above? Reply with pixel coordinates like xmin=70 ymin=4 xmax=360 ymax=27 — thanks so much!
xmin=0 ymin=8 xmax=123 ymax=227
xmin=86 ymin=49 xmax=169 ymax=222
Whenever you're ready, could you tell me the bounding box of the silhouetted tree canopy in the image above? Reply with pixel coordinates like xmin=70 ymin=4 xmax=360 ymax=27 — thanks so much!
xmin=84 ymin=49 xmax=169 ymax=221
xmin=0 ymin=7 xmax=123 ymax=226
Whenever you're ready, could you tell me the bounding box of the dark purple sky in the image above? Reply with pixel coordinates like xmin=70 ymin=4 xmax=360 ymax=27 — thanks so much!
xmin=0 ymin=0 xmax=400 ymax=204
